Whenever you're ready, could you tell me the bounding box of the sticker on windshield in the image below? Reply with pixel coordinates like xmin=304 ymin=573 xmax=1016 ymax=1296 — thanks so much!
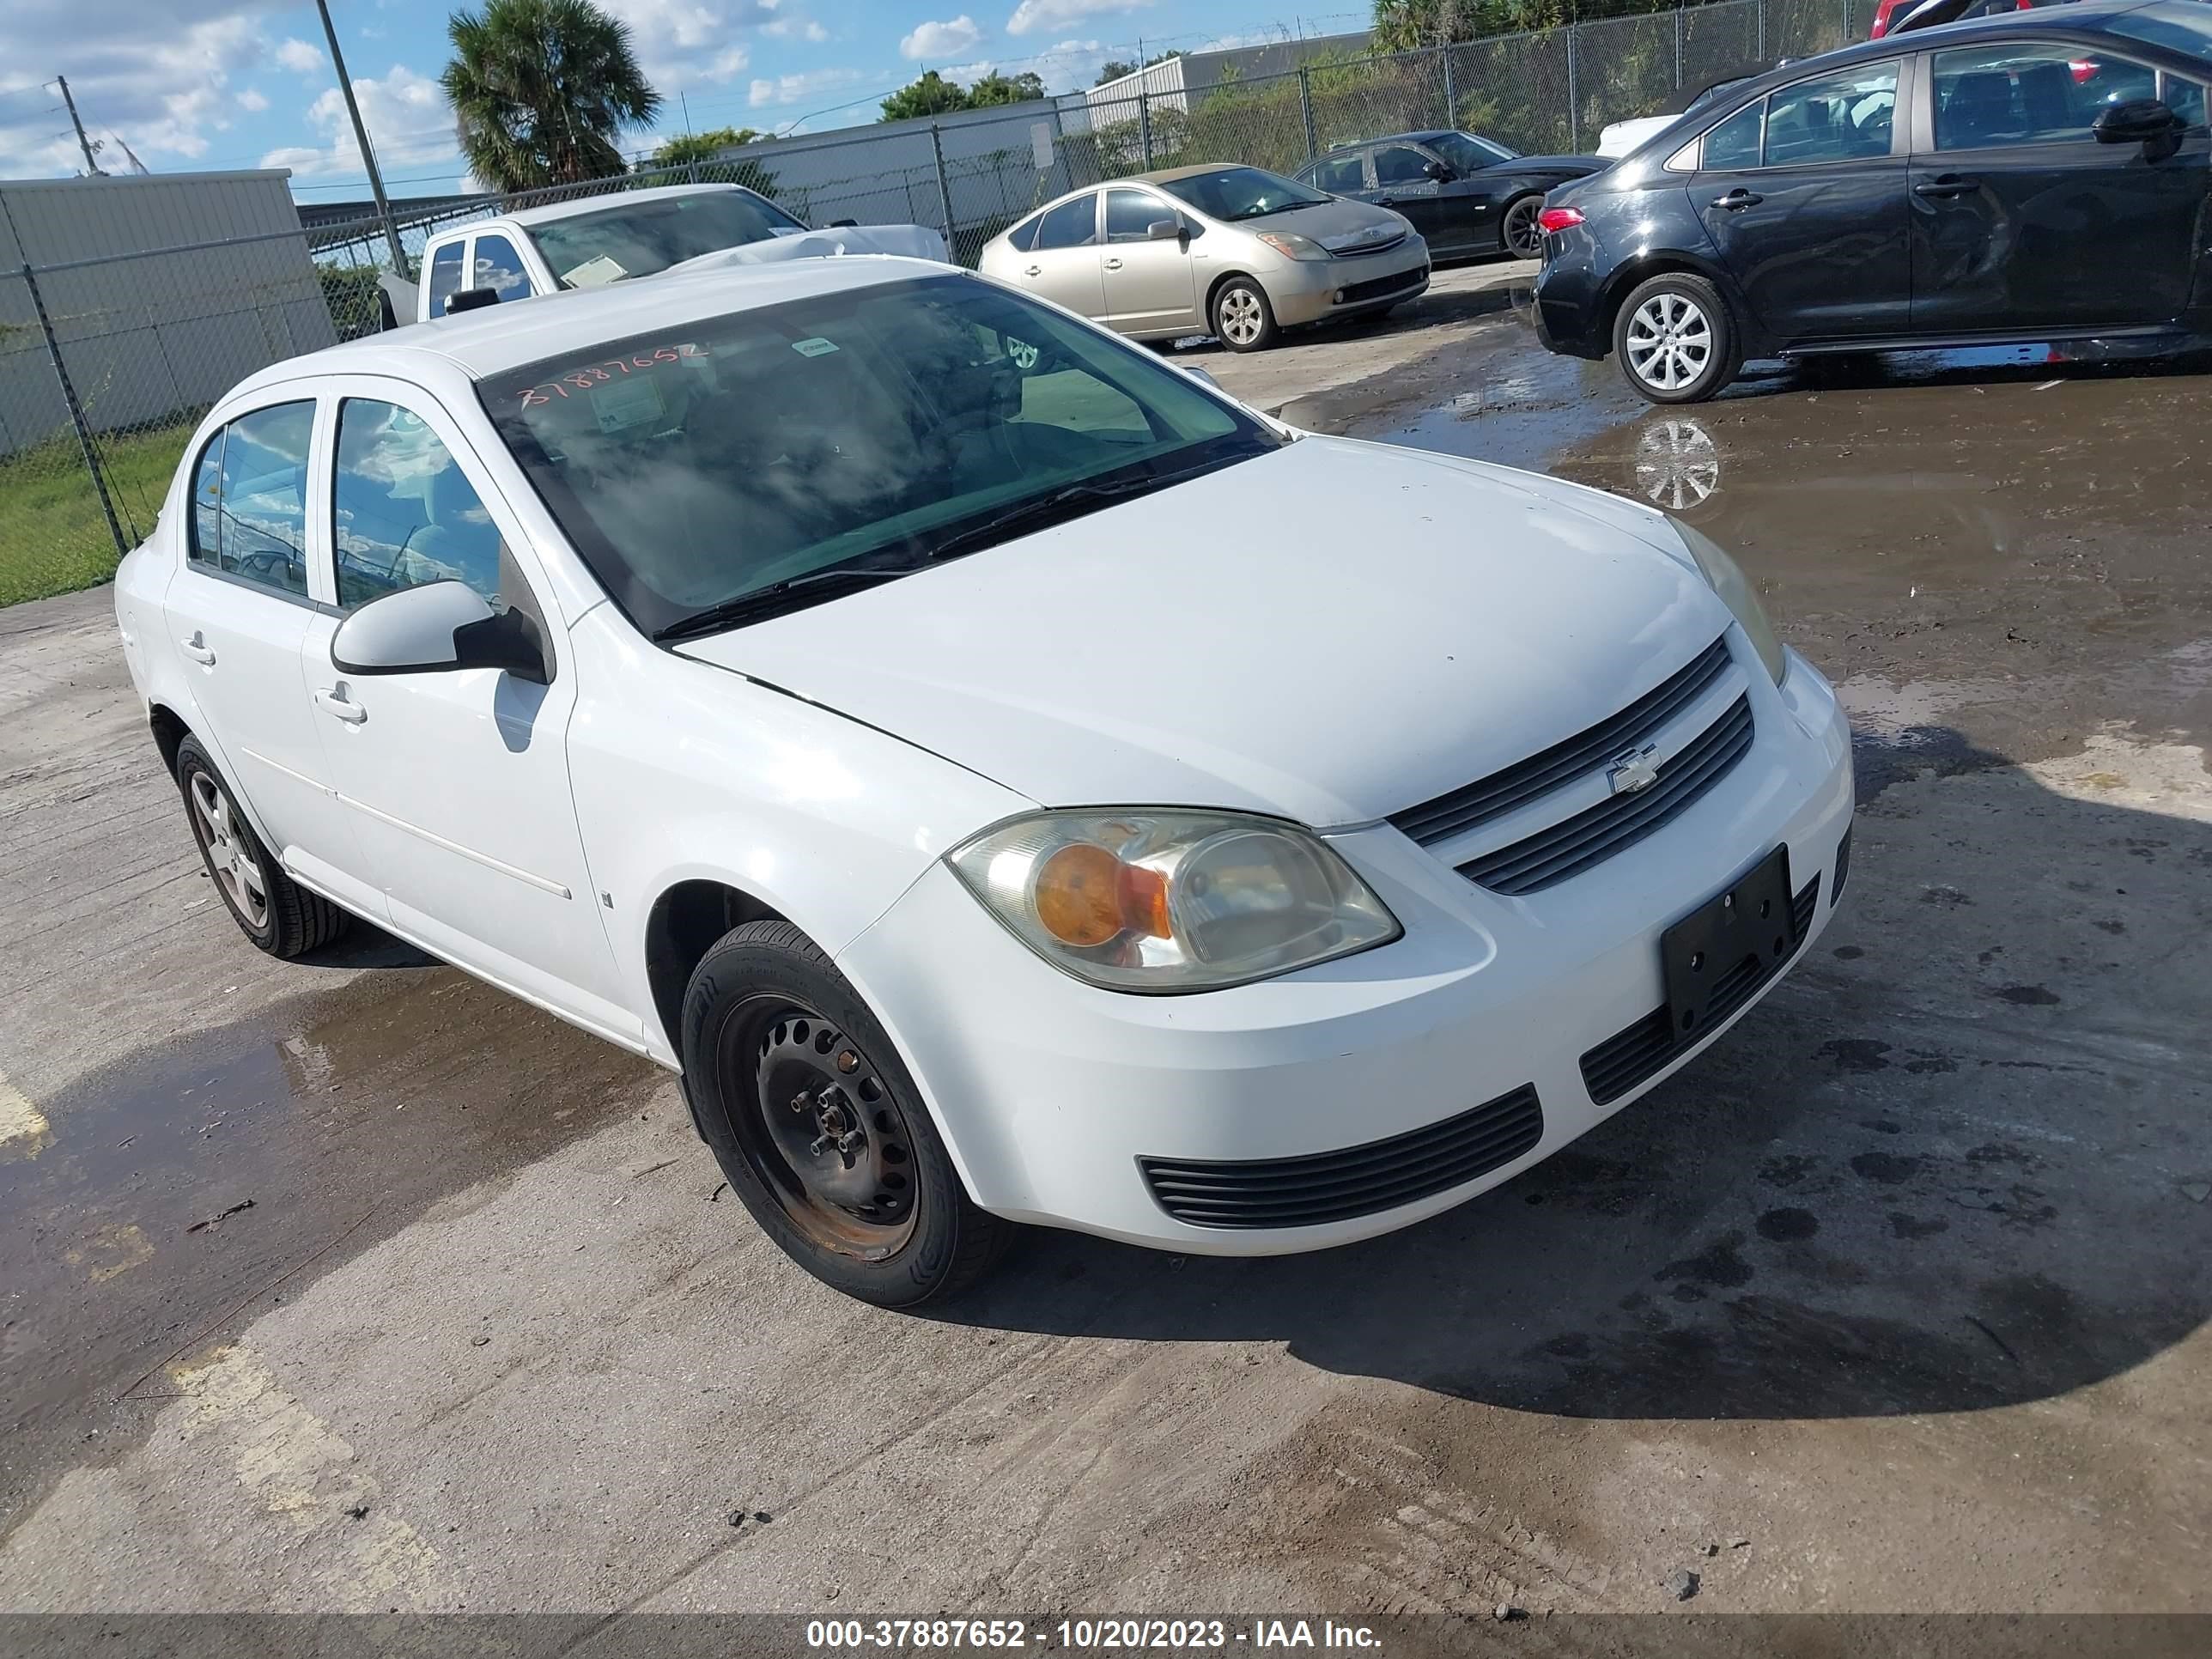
xmin=791 ymin=337 xmax=839 ymax=357
xmin=590 ymin=374 xmax=665 ymax=433
xmin=562 ymin=254 xmax=629 ymax=288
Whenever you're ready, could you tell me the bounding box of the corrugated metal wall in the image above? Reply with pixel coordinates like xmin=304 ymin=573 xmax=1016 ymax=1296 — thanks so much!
xmin=0 ymin=171 xmax=337 ymax=459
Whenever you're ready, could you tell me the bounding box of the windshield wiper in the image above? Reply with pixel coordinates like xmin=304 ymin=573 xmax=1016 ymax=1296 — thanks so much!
xmin=918 ymin=454 xmax=1254 ymax=564
xmin=654 ymin=562 xmax=921 ymax=641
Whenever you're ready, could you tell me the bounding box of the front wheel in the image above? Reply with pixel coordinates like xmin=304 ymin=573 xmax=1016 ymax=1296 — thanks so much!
xmin=1212 ymin=278 xmax=1279 ymax=352
xmin=680 ymin=920 xmax=1015 ymax=1307
xmin=1613 ymin=272 xmax=1742 ymax=404
xmin=1500 ymin=193 xmax=1546 ymax=260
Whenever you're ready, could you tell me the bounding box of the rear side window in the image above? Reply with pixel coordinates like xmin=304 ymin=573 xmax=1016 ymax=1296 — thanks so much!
xmin=186 ymin=402 xmax=315 ymax=597
xmin=1702 ymin=101 xmax=1763 ymax=169
xmin=2164 ymin=71 xmax=2208 ymax=126
xmin=1034 ymin=194 xmax=1098 ymax=250
xmin=1308 ymin=153 xmax=1366 ymax=192
xmin=425 ymin=241 xmax=465 ymax=316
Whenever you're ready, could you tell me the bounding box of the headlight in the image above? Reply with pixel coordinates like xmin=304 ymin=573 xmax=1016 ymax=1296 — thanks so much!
xmin=1673 ymin=519 xmax=1786 ymax=684
xmin=946 ymin=810 xmax=1400 ymax=993
xmin=1256 ymin=231 xmax=1329 ymax=261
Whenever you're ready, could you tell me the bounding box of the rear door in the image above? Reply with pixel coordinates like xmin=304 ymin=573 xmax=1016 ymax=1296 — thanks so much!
xmin=1005 ymin=192 xmax=1107 ymax=318
xmin=1692 ymin=58 xmax=1914 ymax=343
xmin=1098 ymin=187 xmax=1200 ymax=334
xmin=160 ymin=398 xmax=376 ymax=910
xmin=1910 ymin=40 xmax=2209 ymax=333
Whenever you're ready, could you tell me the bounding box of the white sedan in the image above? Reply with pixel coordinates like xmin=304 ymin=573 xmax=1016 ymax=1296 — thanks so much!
xmin=115 ymin=255 xmax=1853 ymax=1306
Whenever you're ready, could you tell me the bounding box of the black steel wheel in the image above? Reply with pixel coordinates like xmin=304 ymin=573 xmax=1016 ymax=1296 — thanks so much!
xmin=1500 ymin=194 xmax=1546 ymax=260
xmin=680 ymin=920 xmax=1014 ymax=1306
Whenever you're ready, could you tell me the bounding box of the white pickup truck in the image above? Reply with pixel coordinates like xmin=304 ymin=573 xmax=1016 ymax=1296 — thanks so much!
xmin=393 ymin=182 xmax=951 ymax=324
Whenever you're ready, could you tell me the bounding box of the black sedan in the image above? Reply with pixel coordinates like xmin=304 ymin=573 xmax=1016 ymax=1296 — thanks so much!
xmin=1294 ymin=131 xmax=1602 ymax=260
xmin=1534 ymin=0 xmax=2212 ymax=401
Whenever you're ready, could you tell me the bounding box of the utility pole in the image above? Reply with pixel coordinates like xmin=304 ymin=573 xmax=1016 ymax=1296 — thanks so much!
xmin=54 ymin=77 xmax=103 ymax=175
xmin=313 ymin=0 xmax=410 ymax=276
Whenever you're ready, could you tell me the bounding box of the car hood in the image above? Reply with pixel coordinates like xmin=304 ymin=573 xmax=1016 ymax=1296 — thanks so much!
xmin=1497 ymin=154 xmax=1603 ymax=175
xmin=665 ymin=223 xmax=951 ymax=274
xmin=672 ymin=438 xmax=1723 ymax=828
xmin=1249 ymin=198 xmax=1415 ymax=253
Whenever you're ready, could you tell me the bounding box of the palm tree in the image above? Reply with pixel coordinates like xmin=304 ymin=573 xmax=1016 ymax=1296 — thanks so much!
xmin=443 ymin=0 xmax=661 ymax=191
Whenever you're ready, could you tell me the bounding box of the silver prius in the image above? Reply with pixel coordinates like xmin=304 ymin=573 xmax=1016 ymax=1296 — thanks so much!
xmin=978 ymin=163 xmax=1431 ymax=351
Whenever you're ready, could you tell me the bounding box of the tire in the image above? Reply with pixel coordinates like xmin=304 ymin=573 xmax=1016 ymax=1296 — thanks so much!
xmin=1613 ymin=272 xmax=1742 ymax=404
xmin=680 ymin=920 xmax=1016 ymax=1308
xmin=174 ymin=734 xmax=350 ymax=958
xmin=1211 ymin=276 xmax=1279 ymax=352
xmin=1499 ymin=193 xmax=1546 ymax=261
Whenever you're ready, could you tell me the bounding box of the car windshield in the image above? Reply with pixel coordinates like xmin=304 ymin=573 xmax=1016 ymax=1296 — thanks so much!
xmin=1431 ymin=132 xmax=1518 ymax=171
xmin=2105 ymin=3 xmax=2212 ymax=60
xmin=478 ymin=274 xmax=1276 ymax=637
xmin=1156 ymin=167 xmax=1331 ymax=221
xmin=529 ymin=191 xmax=808 ymax=289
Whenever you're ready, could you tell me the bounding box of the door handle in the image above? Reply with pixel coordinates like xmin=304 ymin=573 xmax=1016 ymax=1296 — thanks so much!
xmin=313 ymin=687 xmax=368 ymax=724
xmin=1912 ymin=176 xmax=1979 ymax=198
xmin=1103 ymin=257 xmax=1124 ymax=270
xmin=1024 ymin=264 xmax=1042 ymax=276
xmin=1711 ymin=188 xmax=1763 ymax=210
xmin=179 ymin=633 xmax=216 ymax=665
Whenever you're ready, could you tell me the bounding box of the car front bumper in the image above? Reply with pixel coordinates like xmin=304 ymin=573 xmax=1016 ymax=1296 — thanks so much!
xmin=1266 ymin=239 xmax=1431 ymax=328
xmin=838 ymin=640 xmax=1853 ymax=1255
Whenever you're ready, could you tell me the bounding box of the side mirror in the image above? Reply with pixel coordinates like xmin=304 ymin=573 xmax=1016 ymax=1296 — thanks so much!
xmin=2093 ymin=99 xmax=2184 ymax=144
xmin=1422 ymin=158 xmax=1455 ymax=182
xmin=443 ymin=288 xmax=500 ymax=315
xmin=331 ymin=580 xmax=549 ymax=684
xmin=1146 ymin=218 xmax=1183 ymax=240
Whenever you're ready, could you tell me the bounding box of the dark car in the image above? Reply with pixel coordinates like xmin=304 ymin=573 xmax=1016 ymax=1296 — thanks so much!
xmin=1293 ymin=131 xmax=1603 ymax=259
xmin=1533 ymin=0 xmax=2212 ymax=402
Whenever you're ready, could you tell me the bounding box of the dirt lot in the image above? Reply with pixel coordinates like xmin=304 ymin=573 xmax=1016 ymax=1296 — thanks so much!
xmin=2 ymin=284 xmax=2209 ymax=1626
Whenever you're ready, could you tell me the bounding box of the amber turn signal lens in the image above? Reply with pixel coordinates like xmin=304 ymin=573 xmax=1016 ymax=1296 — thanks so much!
xmin=1032 ymin=842 xmax=1171 ymax=948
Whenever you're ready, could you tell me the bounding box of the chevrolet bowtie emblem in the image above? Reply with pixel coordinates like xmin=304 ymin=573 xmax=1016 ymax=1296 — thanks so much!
xmin=1607 ymin=743 xmax=1662 ymax=797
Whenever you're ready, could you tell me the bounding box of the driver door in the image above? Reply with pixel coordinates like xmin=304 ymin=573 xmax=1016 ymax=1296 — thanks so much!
xmin=1370 ymin=144 xmax=1459 ymax=251
xmin=1098 ymin=187 xmax=1200 ymax=335
xmin=306 ymin=375 xmax=638 ymax=1043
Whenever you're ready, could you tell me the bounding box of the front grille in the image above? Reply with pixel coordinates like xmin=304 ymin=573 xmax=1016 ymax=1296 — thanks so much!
xmin=1831 ymin=826 xmax=1852 ymax=906
xmin=1460 ymin=695 xmax=1753 ymax=896
xmin=1139 ymin=1084 xmax=1542 ymax=1231
xmin=1580 ymin=872 xmax=1820 ymax=1106
xmin=1335 ymin=264 xmax=1427 ymax=306
xmin=1392 ymin=637 xmax=1734 ymax=849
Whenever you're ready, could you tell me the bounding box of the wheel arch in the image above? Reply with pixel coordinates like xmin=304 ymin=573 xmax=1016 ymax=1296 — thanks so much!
xmin=642 ymin=878 xmax=792 ymax=1060
xmin=149 ymin=702 xmax=192 ymax=779
xmin=1205 ymin=267 xmax=1265 ymax=319
xmin=1595 ymin=251 xmax=1752 ymax=357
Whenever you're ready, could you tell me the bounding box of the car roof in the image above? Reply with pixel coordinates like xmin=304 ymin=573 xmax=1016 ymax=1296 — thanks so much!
xmin=1130 ymin=162 xmax=1251 ymax=183
xmin=498 ymin=182 xmax=750 ymax=228
xmin=225 ymin=255 xmax=946 ymax=396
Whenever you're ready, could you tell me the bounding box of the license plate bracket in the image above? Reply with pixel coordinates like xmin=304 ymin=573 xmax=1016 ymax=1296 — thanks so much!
xmin=1661 ymin=845 xmax=1794 ymax=1042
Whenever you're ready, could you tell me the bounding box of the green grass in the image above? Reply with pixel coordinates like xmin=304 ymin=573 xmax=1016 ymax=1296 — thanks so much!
xmin=0 ymin=425 xmax=192 ymax=608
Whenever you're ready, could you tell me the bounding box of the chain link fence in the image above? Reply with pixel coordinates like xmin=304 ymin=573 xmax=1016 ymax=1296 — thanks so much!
xmin=6 ymin=0 xmax=1873 ymax=606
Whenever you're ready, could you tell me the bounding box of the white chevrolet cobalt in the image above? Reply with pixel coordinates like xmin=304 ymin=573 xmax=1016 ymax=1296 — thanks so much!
xmin=115 ymin=257 xmax=1852 ymax=1306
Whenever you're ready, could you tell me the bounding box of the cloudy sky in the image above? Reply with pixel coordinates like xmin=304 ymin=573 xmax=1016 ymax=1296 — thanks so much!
xmin=0 ymin=0 xmax=1364 ymax=199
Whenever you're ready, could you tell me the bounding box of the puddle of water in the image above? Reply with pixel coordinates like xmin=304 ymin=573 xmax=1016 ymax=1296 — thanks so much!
xmin=0 ymin=958 xmax=658 ymax=1526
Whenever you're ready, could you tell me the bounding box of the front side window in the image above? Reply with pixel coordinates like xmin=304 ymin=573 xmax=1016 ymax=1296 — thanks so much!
xmin=1760 ymin=63 xmax=1898 ymax=165
xmin=1033 ymin=194 xmax=1098 ymax=250
xmin=188 ymin=402 xmax=313 ymax=597
xmin=331 ymin=400 xmax=506 ymax=611
xmin=1104 ymin=190 xmax=1175 ymax=242
xmin=1156 ymin=166 xmax=1331 ymax=222
xmin=479 ymin=275 xmax=1275 ymax=637
xmin=1934 ymin=44 xmax=2159 ymax=149
xmin=1374 ymin=145 xmax=1435 ymax=186
xmin=531 ymin=191 xmax=808 ymax=289
xmin=471 ymin=232 xmax=532 ymax=299
xmin=425 ymin=242 xmax=465 ymax=317
xmin=1431 ymin=131 xmax=1516 ymax=172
